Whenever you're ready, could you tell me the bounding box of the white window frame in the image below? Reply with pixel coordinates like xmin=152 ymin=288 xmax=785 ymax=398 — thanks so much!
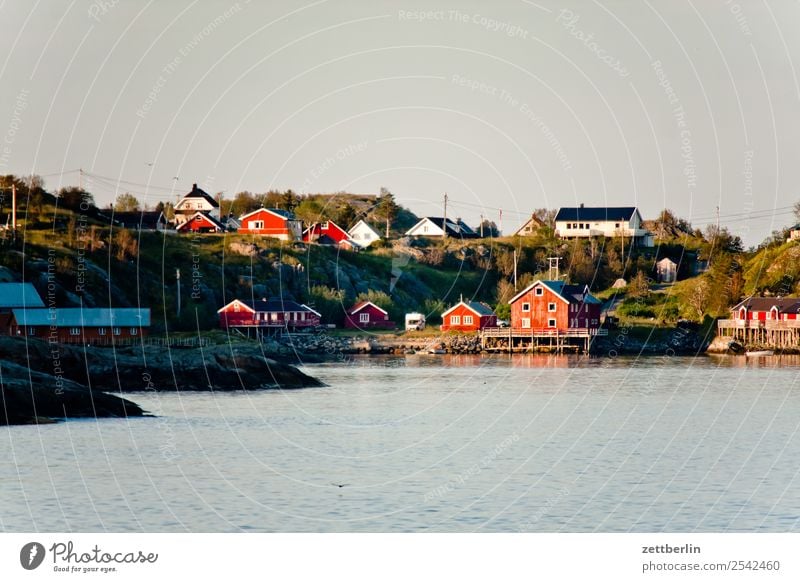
xmin=98 ymin=327 xmax=106 ymax=335
xmin=113 ymin=327 xmax=121 ymax=335
xmin=450 ymin=315 xmax=461 ymax=325
xmin=522 ymin=302 xmax=531 ymax=312
xmin=359 ymin=312 xmax=370 ymax=323
xmin=535 ymin=287 xmax=544 ymax=296
xmin=548 ymin=302 xmax=557 ymax=312
xmin=251 ymin=220 xmax=264 ymax=229
xmin=130 ymin=327 xmax=138 ymax=336
xmin=69 ymin=327 xmax=80 ymax=336
xmin=463 ymin=315 xmax=473 ymax=325
xmin=548 ymin=318 xmax=557 ymax=328
xmin=521 ymin=318 xmax=531 ymax=329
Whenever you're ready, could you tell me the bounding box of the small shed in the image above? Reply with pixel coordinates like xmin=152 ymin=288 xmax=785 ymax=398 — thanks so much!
xmin=656 ymin=257 xmax=678 ymax=283
xmin=344 ymin=301 xmax=395 ymax=329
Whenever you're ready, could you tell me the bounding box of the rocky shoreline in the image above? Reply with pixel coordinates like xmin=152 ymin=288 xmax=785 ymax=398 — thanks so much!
xmin=269 ymin=326 xmax=712 ymax=357
xmin=0 ymin=337 xmax=324 ymax=426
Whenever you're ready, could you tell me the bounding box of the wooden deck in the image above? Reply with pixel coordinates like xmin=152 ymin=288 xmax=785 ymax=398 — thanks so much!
xmin=480 ymin=327 xmax=607 ymax=353
xmin=717 ymin=319 xmax=800 ymax=350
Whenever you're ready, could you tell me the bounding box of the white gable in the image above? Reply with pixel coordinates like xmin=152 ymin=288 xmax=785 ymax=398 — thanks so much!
xmin=405 ymin=218 xmax=445 ymax=237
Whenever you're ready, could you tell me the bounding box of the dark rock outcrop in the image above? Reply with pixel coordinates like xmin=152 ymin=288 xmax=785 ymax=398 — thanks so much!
xmin=0 ymin=337 xmax=324 ymax=392
xmin=1 ymin=360 xmax=145 ymax=426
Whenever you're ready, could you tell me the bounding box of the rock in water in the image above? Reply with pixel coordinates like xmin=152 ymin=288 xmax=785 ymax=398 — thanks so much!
xmin=1 ymin=361 xmax=145 ymax=426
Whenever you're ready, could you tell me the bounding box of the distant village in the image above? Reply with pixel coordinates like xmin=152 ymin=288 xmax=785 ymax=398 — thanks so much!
xmin=3 ymin=179 xmax=800 ymax=354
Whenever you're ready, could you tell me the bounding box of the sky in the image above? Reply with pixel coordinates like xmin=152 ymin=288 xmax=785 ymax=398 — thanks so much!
xmin=1 ymin=0 xmax=799 ymax=246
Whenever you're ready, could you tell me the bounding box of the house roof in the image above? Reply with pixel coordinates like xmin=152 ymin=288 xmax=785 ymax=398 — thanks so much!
xmin=348 ymin=219 xmax=381 ymax=237
xmin=218 ymin=297 xmax=318 ymax=314
xmin=349 ymin=301 xmax=388 ymax=316
xmin=105 ymin=211 xmax=166 ymax=229
xmin=238 ymin=207 xmax=297 ymax=222
xmin=406 ymin=217 xmax=476 ymax=237
xmin=0 ymin=283 xmax=45 ymax=309
xmin=513 ymin=214 xmax=546 ymax=236
xmin=181 ymin=183 xmax=219 ymax=208
xmin=442 ymin=300 xmax=495 ymax=318
xmin=555 ymin=207 xmax=639 ymax=222
xmin=509 ymin=280 xmax=601 ymax=305
xmin=12 ymin=308 xmax=151 ymax=327
xmin=657 ymin=257 xmax=678 ymax=266
xmin=732 ymin=296 xmax=800 ymax=313
xmin=175 ymin=211 xmax=226 ymax=231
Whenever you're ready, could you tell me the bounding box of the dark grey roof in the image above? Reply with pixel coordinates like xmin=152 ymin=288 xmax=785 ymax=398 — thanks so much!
xmin=733 ymin=297 xmax=800 ymax=313
xmin=463 ymin=301 xmax=495 ymax=316
xmin=555 ymin=207 xmax=638 ymax=222
xmin=242 ymin=297 xmax=317 ymax=313
xmin=182 ymin=184 xmax=219 ymax=208
xmin=423 ymin=217 xmax=476 ymax=237
xmin=12 ymin=308 xmax=151 ymax=327
xmin=266 ymin=208 xmax=294 ymax=219
xmin=105 ymin=211 xmax=166 ymax=230
xmin=0 ymin=283 xmax=45 ymax=309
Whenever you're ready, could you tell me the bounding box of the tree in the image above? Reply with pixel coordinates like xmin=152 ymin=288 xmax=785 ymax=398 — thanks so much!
xmin=373 ymin=187 xmax=399 ymax=238
xmin=294 ymin=198 xmax=324 ymax=224
xmin=628 ymin=270 xmax=651 ymax=299
xmin=114 ymin=228 xmax=138 ymax=261
xmin=333 ymin=203 xmax=357 ymax=229
xmin=114 ymin=193 xmax=140 ymax=212
xmin=228 ymin=191 xmax=260 ymax=217
xmin=533 ymin=208 xmax=557 ymax=227
xmin=477 ymin=219 xmax=499 ymax=238
xmin=57 ymin=187 xmax=95 ymax=212
xmin=280 ymin=190 xmax=299 ymax=212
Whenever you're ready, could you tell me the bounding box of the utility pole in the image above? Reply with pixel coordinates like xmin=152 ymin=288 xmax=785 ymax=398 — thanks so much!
xmin=176 ymin=268 xmax=181 ymax=318
xmin=79 ymin=168 xmax=83 ymax=191
xmin=442 ymin=192 xmax=448 ymax=239
xmin=513 ymin=248 xmax=518 ymax=291
xmin=11 ymin=183 xmax=16 ymax=231
xmin=499 ymin=209 xmax=503 ymax=236
xmin=480 ymin=213 xmax=484 ymax=238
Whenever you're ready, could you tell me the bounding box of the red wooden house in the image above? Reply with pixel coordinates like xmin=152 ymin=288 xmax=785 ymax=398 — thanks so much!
xmin=217 ymin=297 xmax=321 ymax=330
xmin=237 ymin=208 xmax=303 ymax=241
xmin=509 ymin=280 xmax=601 ymax=332
xmin=8 ymin=308 xmax=151 ymax=344
xmin=344 ymin=301 xmax=395 ymax=329
xmin=731 ymin=297 xmax=800 ymax=322
xmin=440 ymin=300 xmax=497 ymax=332
xmin=302 ymin=220 xmax=352 ymax=244
xmin=176 ymin=211 xmax=226 ymax=233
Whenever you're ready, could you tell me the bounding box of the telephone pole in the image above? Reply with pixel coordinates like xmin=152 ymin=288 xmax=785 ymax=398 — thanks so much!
xmin=480 ymin=213 xmax=484 ymax=238
xmin=176 ymin=268 xmax=181 ymax=318
xmin=11 ymin=183 xmax=16 ymax=231
xmin=513 ymin=248 xmax=518 ymax=291
xmin=442 ymin=192 xmax=448 ymax=239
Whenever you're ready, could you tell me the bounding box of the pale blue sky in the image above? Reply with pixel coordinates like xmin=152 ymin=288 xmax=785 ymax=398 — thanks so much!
xmin=1 ymin=0 xmax=799 ymax=245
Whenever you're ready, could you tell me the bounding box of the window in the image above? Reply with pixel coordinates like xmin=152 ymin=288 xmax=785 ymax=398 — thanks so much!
xmin=464 ymin=315 xmax=473 ymax=325
xmin=28 ymin=327 xmax=36 ymax=336
xmin=233 ymin=303 xmax=241 ymax=312
xmin=270 ymin=313 xmax=278 ymax=322
xmin=535 ymin=287 xmax=543 ymax=296
xmin=522 ymin=302 xmax=531 ymax=312
xmin=521 ymin=318 xmax=531 ymax=329
xmin=566 ymin=223 xmax=572 ymax=229
xmin=321 ymin=221 xmax=329 ymax=229
xmin=113 ymin=328 xmax=121 ymax=335
xmin=359 ymin=313 xmax=370 ymax=323
xmin=98 ymin=328 xmax=106 ymax=335
xmin=252 ymin=220 xmax=264 ymax=229
xmin=130 ymin=327 xmax=138 ymax=336
xmin=451 ymin=315 xmax=461 ymax=325
xmin=615 ymin=223 xmax=620 ymax=228
xmin=548 ymin=318 xmax=557 ymax=328
xmin=572 ymin=223 xmax=578 ymax=228
xmin=69 ymin=327 xmax=80 ymax=336
xmin=548 ymin=302 xmax=557 ymax=312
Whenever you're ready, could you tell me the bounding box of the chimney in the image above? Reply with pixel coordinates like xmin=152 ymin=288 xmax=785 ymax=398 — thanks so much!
xmin=579 ymin=203 xmax=584 ymax=208
xmin=192 ymin=183 xmax=198 ymax=191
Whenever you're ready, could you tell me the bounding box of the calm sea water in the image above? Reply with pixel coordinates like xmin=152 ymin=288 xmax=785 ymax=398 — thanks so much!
xmin=3 ymin=354 xmax=800 ymax=532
